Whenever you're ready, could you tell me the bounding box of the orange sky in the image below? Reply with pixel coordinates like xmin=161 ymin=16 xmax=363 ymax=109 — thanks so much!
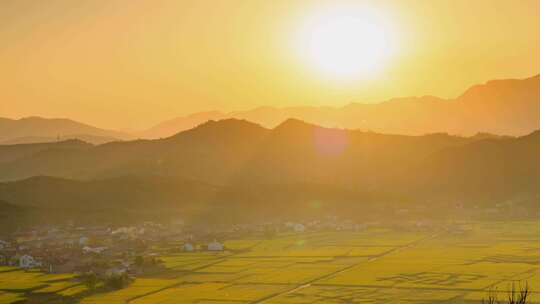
xmin=1 ymin=0 xmax=540 ymax=129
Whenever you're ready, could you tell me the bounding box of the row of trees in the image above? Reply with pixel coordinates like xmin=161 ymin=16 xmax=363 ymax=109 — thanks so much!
xmin=80 ymin=271 xmax=132 ymax=291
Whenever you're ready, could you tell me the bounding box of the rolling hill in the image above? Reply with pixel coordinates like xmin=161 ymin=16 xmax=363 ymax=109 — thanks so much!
xmin=0 ymin=118 xmax=476 ymax=184
xmin=0 ymin=118 xmax=538 ymax=224
xmin=0 ymin=175 xmax=375 ymax=226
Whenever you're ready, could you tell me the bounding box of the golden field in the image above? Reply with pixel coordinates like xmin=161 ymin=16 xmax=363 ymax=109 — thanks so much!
xmin=3 ymin=222 xmax=540 ymax=303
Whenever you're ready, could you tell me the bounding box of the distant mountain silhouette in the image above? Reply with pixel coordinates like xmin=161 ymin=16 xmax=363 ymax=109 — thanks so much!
xmin=0 ymin=118 xmax=473 ymax=183
xmin=7 ymin=73 xmax=539 ymax=143
xmin=0 ymin=134 xmax=123 ymax=145
xmin=0 ymin=116 xmax=131 ymax=144
xmin=143 ymin=74 xmax=540 ymax=137
xmin=0 ymin=118 xmax=532 ymax=201
xmin=137 ymin=111 xmax=228 ymax=139
xmin=1 ymin=118 xmax=540 ymax=225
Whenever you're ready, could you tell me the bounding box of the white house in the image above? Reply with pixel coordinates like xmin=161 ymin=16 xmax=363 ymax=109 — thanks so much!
xmin=293 ymin=223 xmax=305 ymax=233
xmin=83 ymin=246 xmax=108 ymax=254
xmin=19 ymin=255 xmax=41 ymax=269
xmin=79 ymin=236 xmax=89 ymax=246
xmin=284 ymin=222 xmax=295 ymax=229
xmin=106 ymin=267 xmax=127 ymax=277
xmin=207 ymin=240 xmax=224 ymax=251
xmin=183 ymin=243 xmax=195 ymax=252
xmin=0 ymin=240 xmax=9 ymax=250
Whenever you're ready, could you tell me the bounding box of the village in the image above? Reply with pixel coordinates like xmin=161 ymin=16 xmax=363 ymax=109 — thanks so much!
xmin=0 ymin=221 xmax=228 ymax=279
xmin=0 ymin=213 xmax=474 ymax=298
xmin=0 ymin=216 xmax=480 ymax=304
xmin=0 ymin=217 xmax=376 ymax=283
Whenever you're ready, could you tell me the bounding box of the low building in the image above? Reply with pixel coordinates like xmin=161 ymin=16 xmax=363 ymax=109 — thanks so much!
xmin=19 ymin=254 xmax=41 ymax=269
xmin=183 ymin=243 xmax=195 ymax=252
xmin=79 ymin=236 xmax=89 ymax=246
xmin=83 ymin=246 xmax=108 ymax=254
xmin=48 ymin=260 xmax=77 ymax=273
xmin=207 ymin=240 xmax=224 ymax=251
xmin=293 ymin=223 xmax=305 ymax=233
xmin=106 ymin=267 xmax=127 ymax=277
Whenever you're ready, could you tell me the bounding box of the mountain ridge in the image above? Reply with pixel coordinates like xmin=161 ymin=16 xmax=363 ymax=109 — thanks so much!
xmin=0 ymin=116 xmax=132 ymax=145
xmin=142 ymin=73 xmax=540 ymax=138
xmin=4 ymin=72 xmax=540 ymax=144
xmin=0 ymin=118 xmax=539 ymax=225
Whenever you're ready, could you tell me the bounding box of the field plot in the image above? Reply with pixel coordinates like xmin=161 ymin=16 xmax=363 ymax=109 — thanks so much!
xmin=0 ymin=291 xmax=25 ymax=304
xmin=236 ymin=231 xmax=417 ymax=258
xmin=131 ymin=283 xmax=290 ymax=304
xmin=161 ymin=253 xmax=228 ymax=271
xmin=79 ymin=278 xmax=183 ymax=304
xmin=264 ymin=285 xmax=464 ymax=304
xmin=0 ymin=268 xmax=80 ymax=303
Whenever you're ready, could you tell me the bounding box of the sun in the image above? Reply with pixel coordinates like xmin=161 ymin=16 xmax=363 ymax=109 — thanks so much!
xmin=295 ymin=6 xmax=397 ymax=80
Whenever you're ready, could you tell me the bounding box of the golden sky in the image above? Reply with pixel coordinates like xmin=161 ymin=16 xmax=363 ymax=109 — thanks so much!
xmin=1 ymin=0 xmax=540 ymax=129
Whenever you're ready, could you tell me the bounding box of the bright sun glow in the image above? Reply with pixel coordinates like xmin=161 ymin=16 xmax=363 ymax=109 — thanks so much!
xmin=296 ymin=6 xmax=397 ymax=80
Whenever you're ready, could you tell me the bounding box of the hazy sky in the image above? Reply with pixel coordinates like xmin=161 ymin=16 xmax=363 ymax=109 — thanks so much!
xmin=1 ymin=0 xmax=540 ymax=129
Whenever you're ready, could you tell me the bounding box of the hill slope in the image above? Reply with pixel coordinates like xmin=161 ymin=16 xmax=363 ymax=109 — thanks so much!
xmin=1 ymin=119 xmax=540 ymax=224
xmin=0 ymin=119 xmax=473 ymax=184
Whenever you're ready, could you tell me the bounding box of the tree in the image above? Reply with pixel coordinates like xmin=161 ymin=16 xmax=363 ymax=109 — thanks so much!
xmin=135 ymin=255 xmax=144 ymax=267
xmin=106 ymin=273 xmax=131 ymax=290
xmin=81 ymin=272 xmax=98 ymax=290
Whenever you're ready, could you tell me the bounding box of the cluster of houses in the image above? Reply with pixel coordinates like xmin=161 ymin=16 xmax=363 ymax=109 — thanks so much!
xmin=0 ymin=223 xmax=172 ymax=275
xmin=182 ymin=240 xmax=224 ymax=252
xmin=0 ymin=220 xmax=238 ymax=277
xmin=0 ymin=217 xmax=416 ymax=277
